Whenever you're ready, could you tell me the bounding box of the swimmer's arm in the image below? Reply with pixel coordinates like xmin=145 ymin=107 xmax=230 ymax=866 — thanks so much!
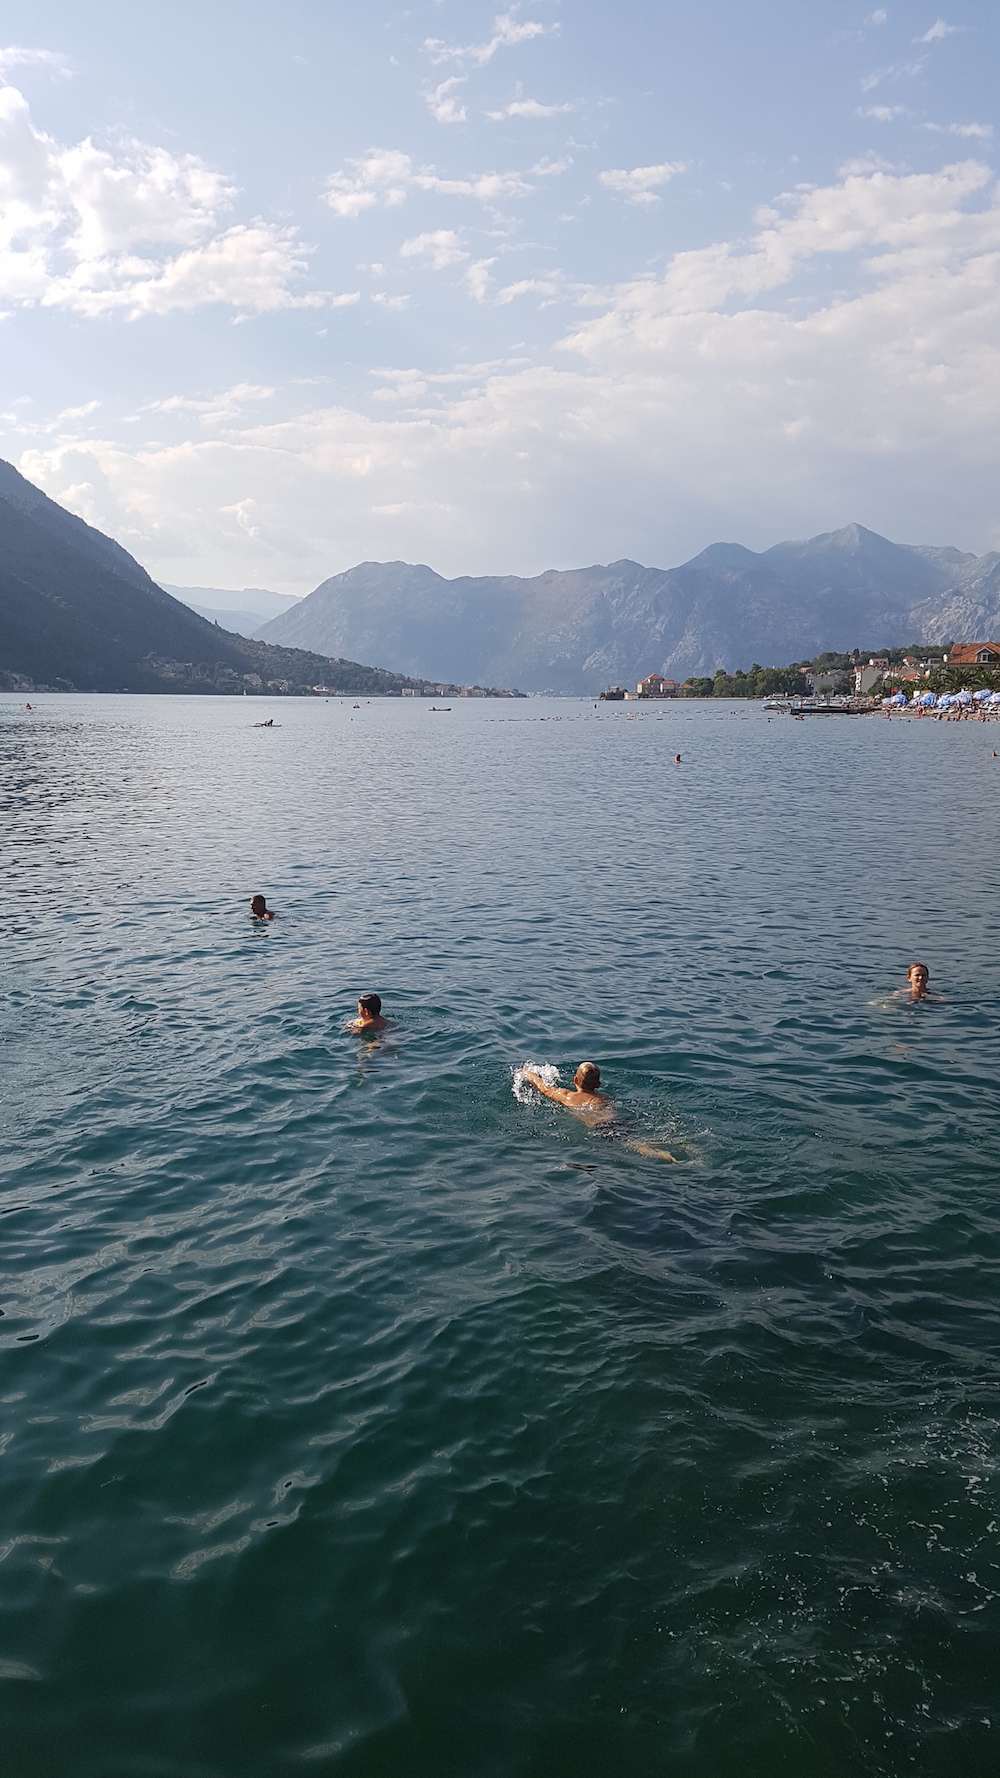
xmin=522 ymin=1070 xmax=576 ymax=1107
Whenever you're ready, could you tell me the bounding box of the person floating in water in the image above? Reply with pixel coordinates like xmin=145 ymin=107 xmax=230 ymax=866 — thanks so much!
xmin=907 ymin=962 xmax=930 ymax=1000
xmin=891 ymin=962 xmax=944 ymax=1004
xmin=349 ymin=993 xmax=392 ymax=1033
xmin=521 ymin=1063 xmax=677 ymax=1160
xmin=249 ymin=895 xmax=275 ymax=921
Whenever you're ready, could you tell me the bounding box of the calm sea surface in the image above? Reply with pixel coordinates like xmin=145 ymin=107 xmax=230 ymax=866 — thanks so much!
xmin=2 ymin=693 xmax=1000 ymax=1778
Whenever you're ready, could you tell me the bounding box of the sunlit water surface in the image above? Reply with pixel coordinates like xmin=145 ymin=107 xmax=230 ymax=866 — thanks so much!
xmin=2 ymin=693 xmax=999 ymax=1778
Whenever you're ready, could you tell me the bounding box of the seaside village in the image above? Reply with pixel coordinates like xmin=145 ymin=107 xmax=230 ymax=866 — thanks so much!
xmin=599 ymin=642 xmax=1000 ymax=714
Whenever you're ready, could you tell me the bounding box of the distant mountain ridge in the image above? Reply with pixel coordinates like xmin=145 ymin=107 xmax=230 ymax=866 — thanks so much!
xmin=257 ymin=525 xmax=1000 ymax=693
xmin=164 ymin=584 xmax=301 ymax=639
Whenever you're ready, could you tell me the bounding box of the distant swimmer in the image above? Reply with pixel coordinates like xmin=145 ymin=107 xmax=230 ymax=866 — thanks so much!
xmin=520 ymin=1062 xmax=678 ymax=1160
xmin=674 ymin=754 xmax=682 ymax=763
xmin=249 ymin=895 xmax=275 ymax=921
xmin=349 ymin=993 xmax=392 ymax=1033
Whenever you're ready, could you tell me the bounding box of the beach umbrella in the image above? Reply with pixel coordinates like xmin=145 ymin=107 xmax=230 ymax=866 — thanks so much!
xmin=956 ymin=688 xmax=973 ymax=705
xmin=990 ymin=691 xmax=1000 ymax=704
xmin=974 ymin=688 xmax=992 ymax=701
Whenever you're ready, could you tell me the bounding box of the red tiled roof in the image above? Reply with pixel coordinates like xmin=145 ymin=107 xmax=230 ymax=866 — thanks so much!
xmin=947 ymin=642 xmax=1000 ymax=664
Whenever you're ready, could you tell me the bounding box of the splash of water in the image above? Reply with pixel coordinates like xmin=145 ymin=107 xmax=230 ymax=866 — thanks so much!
xmin=512 ymin=1062 xmax=560 ymax=1104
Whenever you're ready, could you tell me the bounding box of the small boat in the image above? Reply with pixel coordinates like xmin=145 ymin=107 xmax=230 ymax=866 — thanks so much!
xmin=430 ymin=706 xmax=451 ymax=712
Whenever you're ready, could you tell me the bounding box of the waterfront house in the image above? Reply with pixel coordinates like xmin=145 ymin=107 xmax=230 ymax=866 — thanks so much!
xmin=945 ymin=643 xmax=1000 ymax=666
xmin=636 ymin=673 xmax=681 ymax=698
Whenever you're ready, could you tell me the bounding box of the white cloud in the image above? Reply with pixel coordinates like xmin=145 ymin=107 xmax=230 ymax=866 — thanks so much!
xmin=324 ymin=148 xmax=412 ymax=217
xmin=145 ymin=383 xmax=276 ymax=427
xmin=860 ymin=59 xmax=925 ymax=91
xmin=869 ymin=9 xmax=888 ymax=22
xmin=947 ymin=122 xmax=993 ymax=140
xmin=400 ymin=229 xmax=468 ymax=269
xmin=0 ymin=83 xmax=323 ymax=316
xmin=599 ymin=162 xmax=687 ymax=205
xmin=424 ymin=77 xmax=468 ymax=124
xmin=426 ymin=168 xmax=531 ymax=201
xmin=862 ymin=105 xmax=909 ymax=121
xmin=0 ymin=44 xmax=70 ymax=78
xmin=21 ymin=160 xmax=1000 ymax=587
xmin=916 ymin=18 xmax=959 ymax=42
xmin=425 ymin=12 xmax=553 ymax=67
xmin=495 ymin=277 xmax=558 ymax=303
xmin=324 ymin=148 xmax=531 ymax=215
xmin=487 ymin=98 xmax=573 ymax=119
xmin=464 ymin=257 xmax=497 ymax=301
xmin=532 ymin=156 xmax=572 ymax=176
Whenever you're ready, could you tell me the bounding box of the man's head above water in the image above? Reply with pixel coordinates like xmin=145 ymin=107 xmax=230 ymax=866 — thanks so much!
xmin=573 ymin=1062 xmax=601 ymax=1092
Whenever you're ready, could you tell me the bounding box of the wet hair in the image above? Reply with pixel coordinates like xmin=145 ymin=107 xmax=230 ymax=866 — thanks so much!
xmin=250 ymin=895 xmax=268 ymax=914
xmin=576 ymin=1061 xmax=601 ymax=1091
xmin=358 ymin=994 xmax=382 ymax=1017
xmin=909 ymin=962 xmax=929 ymax=979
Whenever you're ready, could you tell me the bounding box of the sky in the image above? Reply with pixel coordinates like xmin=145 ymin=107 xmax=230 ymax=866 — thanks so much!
xmin=1 ymin=0 xmax=998 ymax=592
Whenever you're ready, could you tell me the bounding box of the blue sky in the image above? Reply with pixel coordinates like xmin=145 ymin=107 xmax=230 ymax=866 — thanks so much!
xmin=1 ymin=0 xmax=998 ymax=590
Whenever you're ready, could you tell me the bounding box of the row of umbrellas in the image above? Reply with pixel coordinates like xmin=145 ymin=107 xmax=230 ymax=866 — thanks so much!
xmin=883 ymin=687 xmax=1000 ymax=708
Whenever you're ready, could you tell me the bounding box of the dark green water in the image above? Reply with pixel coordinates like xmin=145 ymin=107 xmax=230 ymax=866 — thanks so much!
xmin=2 ymin=694 xmax=999 ymax=1778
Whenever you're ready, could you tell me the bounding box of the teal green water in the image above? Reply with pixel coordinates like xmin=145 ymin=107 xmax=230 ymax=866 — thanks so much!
xmin=2 ymin=694 xmax=999 ymax=1778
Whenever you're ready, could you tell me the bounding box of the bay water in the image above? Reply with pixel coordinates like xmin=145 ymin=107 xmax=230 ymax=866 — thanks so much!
xmin=2 ymin=693 xmax=999 ymax=1777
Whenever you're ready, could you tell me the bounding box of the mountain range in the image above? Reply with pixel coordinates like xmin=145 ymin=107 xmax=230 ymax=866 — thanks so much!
xmin=0 ymin=461 xmax=453 ymax=697
xmin=256 ymin=527 xmax=1000 ymax=694
xmin=4 ymin=453 xmax=999 ymax=698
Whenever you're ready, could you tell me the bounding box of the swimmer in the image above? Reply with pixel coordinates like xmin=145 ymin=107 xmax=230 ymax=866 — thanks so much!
xmin=890 ymin=962 xmax=945 ymax=1004
xmin=908 ymin=962 xmax=930 ymax=1000
xmin=348 ymin=993 xmax=392 ymax=1033
xmin=521 ymin=1063 xmax=677 ymax=1159
xmin=674 ymin=754 xmax=681 ymax=763
xmin=249 ymin=894 xmax=275 ymax=921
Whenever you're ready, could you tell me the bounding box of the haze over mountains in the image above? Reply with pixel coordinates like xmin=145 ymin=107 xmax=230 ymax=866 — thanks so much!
xmin=164 ymin=585 xmax=301 ymax=640
xmin=0 ymin=461 xmax=439 ymax=697
xmin=258 ymin=528 xmax=1000 ymax=694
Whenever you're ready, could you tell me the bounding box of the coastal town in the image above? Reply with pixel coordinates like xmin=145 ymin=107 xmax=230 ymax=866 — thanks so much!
xmin=600 ymin=642 xmax=1000 ymax=709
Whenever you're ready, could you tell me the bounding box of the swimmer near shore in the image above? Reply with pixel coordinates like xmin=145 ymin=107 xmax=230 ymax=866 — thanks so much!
xmin=249 ymin=894 xmax=275 ymax=921
xmin=519 ymin=1062 xmax=678 ymax=1161
xmin=348 ymin=993 xmax=393 ymax=1033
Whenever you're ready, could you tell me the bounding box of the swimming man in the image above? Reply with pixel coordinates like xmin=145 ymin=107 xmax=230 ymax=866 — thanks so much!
xmin=250 ymin=895 xmax=275 ymax=921
xmin=349 ymin=993 xmax=392 ymax=1033
xmin=521 ymin=1063 xmax=677 ymax=1160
